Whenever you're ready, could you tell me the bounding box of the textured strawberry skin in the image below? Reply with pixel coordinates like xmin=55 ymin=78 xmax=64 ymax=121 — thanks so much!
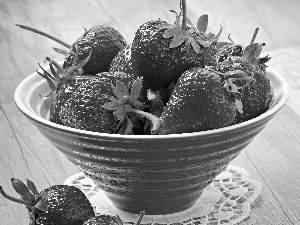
xmin=63 ymin=25 xmax=127 ymax=75
xmin=59 ymin=72 xmax=139 ymax=133
xmin=109 ymin=43 xmax=138 ymax=77
xmin=35 ymin=185 xmax=94 ymax=225
xmin=216 ymin=62 xmax=273 ymax=123
xmin=50 ymin=75 xmax=93 ymax=125
xmin=158 ymin=67 xmax=237 ymax=134
xmin=83 ymin=214 xmax=118 ymax=225
xmin=109 ymin=43 xmax=148 ymax=102
xmin=131 ymin=20 xmax=216 ymax=91
xmin=235 ymin=68 xmax=273 ymax=123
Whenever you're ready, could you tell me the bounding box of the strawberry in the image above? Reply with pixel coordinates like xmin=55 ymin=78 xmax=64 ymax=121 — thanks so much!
xmin=131 ymin=0 xmax=219 ymax=91
xmin=36 ymin=55 xmax=91 ymax=125
xmin=83 ymin=211 xmax=145 ymax=225
xmin=16 ymin=24 xmax=127 ymax=75
xmin=63 ymin=25 xmax=127 ymax=75
xmin=58 ymin=72 xmax=120 ymax=133
xmin=109 ymin=43 xmax=148 ymax=107
xmin=235 ymin=68 xmax=273 ymax=123
xmin=215 ymin=29 xmax=273 ymax=123
xmin=59 ymin=73 xmax=151 ymax=135
xmin=217 ymin=61 xmax=273 ymax=124
xmin=0 ymin=179 xmax=94 ymax=225
xmin=157 ymin=67 xmax=239 ymax=134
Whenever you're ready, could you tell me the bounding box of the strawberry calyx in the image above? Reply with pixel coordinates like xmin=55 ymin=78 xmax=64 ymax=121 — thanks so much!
xmin=206 ymin=67 xmax=253 ymax=114
xmin=155 ymin=0 xmax=219 ymax=53
xmin=36 ymin=47 xmax=91 ymax=97
xmin=217 ymin=28 xmax=271 ymax=71
xmin=102 ymin=77 xmax=160 ymax=134
xmin=0 ymin=179 xmax=49 ymax=225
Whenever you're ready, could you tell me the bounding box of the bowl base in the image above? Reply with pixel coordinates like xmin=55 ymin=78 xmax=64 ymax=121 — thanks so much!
xmin=104 ymin=190 xmax=204 ymax=215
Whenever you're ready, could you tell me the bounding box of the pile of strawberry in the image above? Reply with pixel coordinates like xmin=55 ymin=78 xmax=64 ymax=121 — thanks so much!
xmin=18 ymin=0 xmax=273 ymax=135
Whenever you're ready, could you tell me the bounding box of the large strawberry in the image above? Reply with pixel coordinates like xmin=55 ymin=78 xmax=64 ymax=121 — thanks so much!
xmin=59 ymin=73 xmax=151 ymax=135
xmin=16 ymin=24 xmax=127 ymax=75
xmin=131 ymin=0 xmax=219 ymax=91
xmin=0 ymin=179 xmax=94 ymax=225
xmin=157 ymin=67 xmax=241 ymax=134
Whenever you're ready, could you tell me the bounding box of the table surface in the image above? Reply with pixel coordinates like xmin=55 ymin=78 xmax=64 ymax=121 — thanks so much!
xmin=1 ymin=0 xmax=300 ymax=224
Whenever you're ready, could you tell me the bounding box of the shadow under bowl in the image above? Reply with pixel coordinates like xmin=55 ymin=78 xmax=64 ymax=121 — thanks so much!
xmin=14 ymin=66 xmax=288 ymax=215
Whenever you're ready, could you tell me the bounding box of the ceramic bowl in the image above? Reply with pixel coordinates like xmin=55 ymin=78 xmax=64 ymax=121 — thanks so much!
xmin=14 ymin=65 xmax=288 ymax=215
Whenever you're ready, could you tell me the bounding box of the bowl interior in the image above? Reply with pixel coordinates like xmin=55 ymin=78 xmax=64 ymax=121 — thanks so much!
xmin=14 ymin=66 xmax=289 ymax=137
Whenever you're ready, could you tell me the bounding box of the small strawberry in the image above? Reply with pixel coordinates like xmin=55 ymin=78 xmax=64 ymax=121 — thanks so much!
xmin=16 ymin=24 xmax=127 ymax=75
xmin=131 ymin=0 xmax=219 ymax=91
xmin=215 ymin=29 xmax=273 ymax=123
xmin=157 ymin=67 xmax=240 ymax=134
xmin=217 ymin=61 xmax=273 ymax=123
xmin=83 ymin=211 xmax=145 ymax=225
xmin=0 ymin=179 xmax=95 ymax=225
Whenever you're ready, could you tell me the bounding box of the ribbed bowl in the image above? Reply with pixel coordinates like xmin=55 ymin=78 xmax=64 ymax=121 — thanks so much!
xmin=14 ymin=65 xmax=288 ymax=215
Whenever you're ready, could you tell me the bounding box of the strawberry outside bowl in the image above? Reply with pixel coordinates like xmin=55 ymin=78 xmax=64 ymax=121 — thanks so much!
xmin=14 ymin=64 xmax=288 ymax=215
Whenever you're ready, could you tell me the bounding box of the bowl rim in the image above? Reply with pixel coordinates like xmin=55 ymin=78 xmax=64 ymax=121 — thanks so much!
xmin=14 ymin=66 xmax=289 ymax=140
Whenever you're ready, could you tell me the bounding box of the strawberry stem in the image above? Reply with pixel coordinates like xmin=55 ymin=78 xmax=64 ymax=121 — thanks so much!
xmin=250 ymin=27 xmax=259 ymax=45
xmin=0 ymin=186 xmax=34 ymax=207
xmin=127 ymin=107 xmax=160 ymax=133
xmin=135 ymin=210 xmax=145 ymax=225
xmin=16 ymin=24 xmax=71 ymax=48
xmin=181 ymin=0 xmax=187 ymax=30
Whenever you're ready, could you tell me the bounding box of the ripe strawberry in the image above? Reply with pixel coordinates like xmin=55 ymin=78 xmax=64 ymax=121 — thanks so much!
xmin=109 ymin=43 xmax=148 ymax=104
xmin=217 ymin=61 xmax=273 ymax=124
xmin=63 ymin=25 xmax=127 ymax=75
xmin=0 ymin=179 xmax=94 ymax=225
xmin=16 ymin=24 xmax=127 ymax=75
xmin=131 ymin=0 xmax=219 ymax=91
xmin=215 ymin=32 xmax=273 ymax=123
xmin=157 ymin=67 xmax=238 ymax=134
xmin=83 ymin=211 xmax=144 ymax=225
xmin=235 ymin=68 xmax=273 ymax=123
xmin=58 ymin=73 xmax=120 ymax=133
xmin=36 ymin=55 xmax=91 ymax=125
xmin=59 ymin=73 xmax=149 ymax=134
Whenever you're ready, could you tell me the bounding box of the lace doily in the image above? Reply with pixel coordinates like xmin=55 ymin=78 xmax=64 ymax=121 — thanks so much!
xmin=64 ymin=165 xmax=261 ymax=225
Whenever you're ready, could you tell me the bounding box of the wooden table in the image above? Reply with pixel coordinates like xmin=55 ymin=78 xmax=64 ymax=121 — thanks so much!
xmin=1 ymin=0 xmax=300 ymax=224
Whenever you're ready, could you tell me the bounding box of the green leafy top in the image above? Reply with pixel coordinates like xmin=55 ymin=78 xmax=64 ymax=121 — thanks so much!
xmin=155 ymin=2 xmax=222 ymax=53
xmin=0 ymin=179 xmax=49 ymax=225
xmin=37 ymin=46 xmax=91 ymax=97
xmin=102 ymin=77 xmax=160 ymax=135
